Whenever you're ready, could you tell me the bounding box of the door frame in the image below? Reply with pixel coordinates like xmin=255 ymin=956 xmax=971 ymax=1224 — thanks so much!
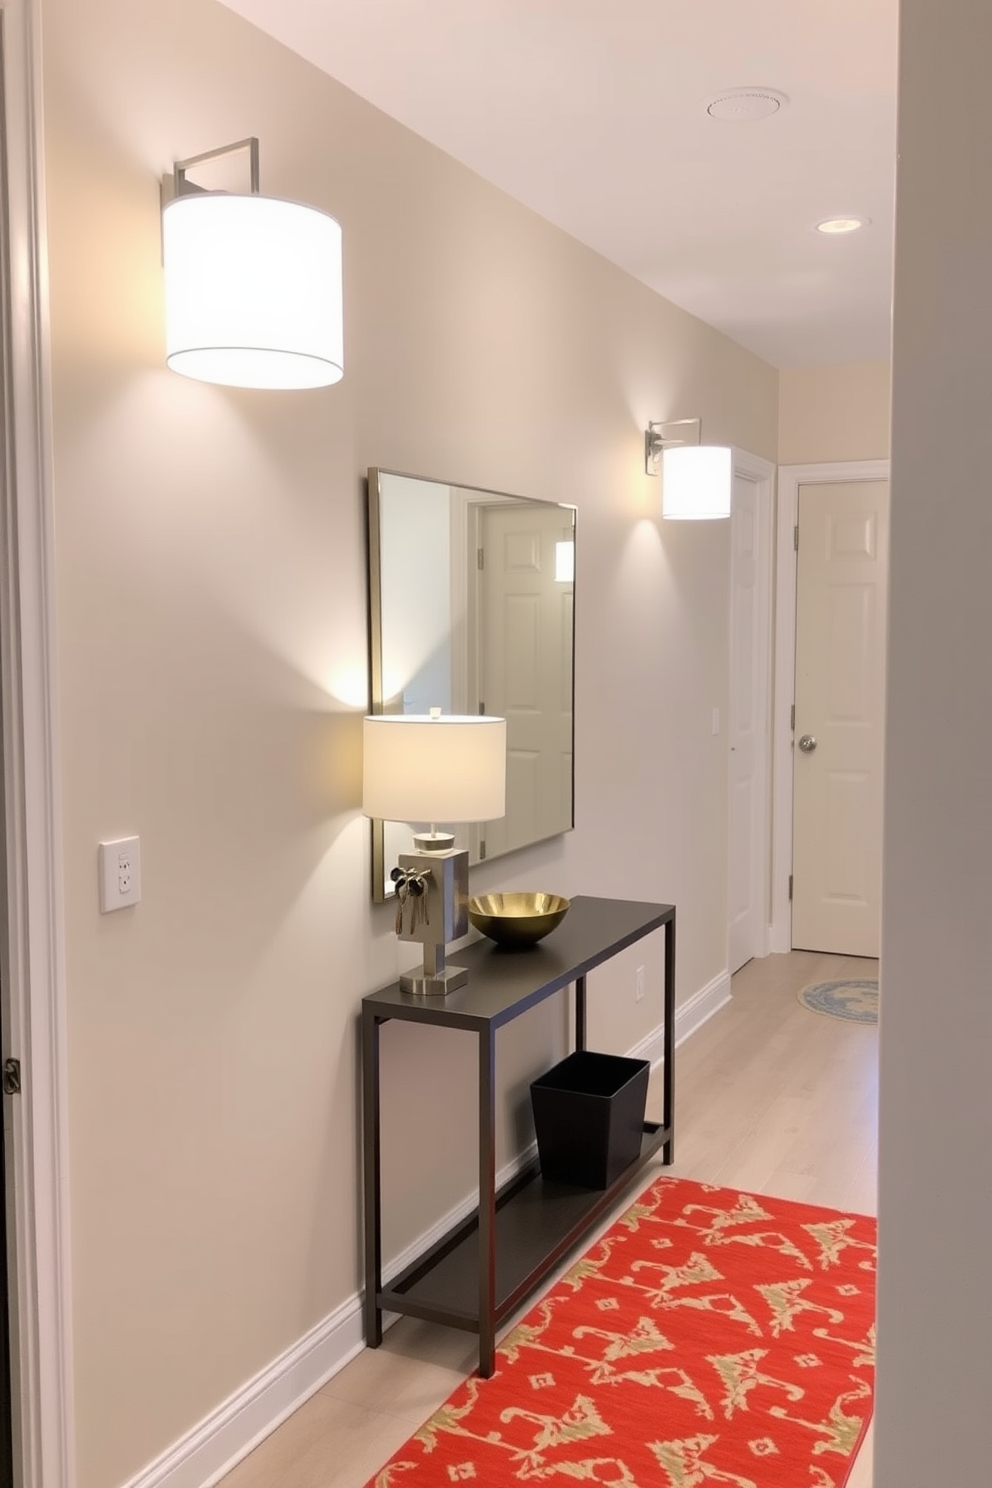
xmin=770 ymin=460 xmax=891 ymax=953
xmin=0 ymin=3 xmax=75 ymax=1486
xmin=727 ymin=448 xmax=776 ymax=970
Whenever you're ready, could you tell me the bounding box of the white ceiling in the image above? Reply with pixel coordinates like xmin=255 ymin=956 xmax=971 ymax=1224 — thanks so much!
xmin=219 ymin=0 xmax=898 ymax=369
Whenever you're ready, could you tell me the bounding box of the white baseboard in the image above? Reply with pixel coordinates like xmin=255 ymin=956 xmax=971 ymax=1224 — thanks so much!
xmin=628 ymin=968 xmax=732 ymax=1070
xmin=674 ymin=969 xmax=732 ymax=1048
xmin=122 ymin=1295 xmax=367 ymax=1488
xmin=119 ymin=1144 xmax=535 ymax=1488
xmin=125 ymin=968 xmax=731 ymax=1488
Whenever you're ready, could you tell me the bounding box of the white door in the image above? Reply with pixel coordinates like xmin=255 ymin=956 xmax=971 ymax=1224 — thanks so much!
xmin=792 ymin=480 xmax=889 ymax=955
xmin=476 ymin=503 xmax=573 ymax=859
xmin=728 ymin=463 xmax=772 ymax=973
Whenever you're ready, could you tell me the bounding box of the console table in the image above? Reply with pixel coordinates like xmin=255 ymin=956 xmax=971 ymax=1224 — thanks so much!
xmin=361 ymin=894 xmax=675 ymax=1377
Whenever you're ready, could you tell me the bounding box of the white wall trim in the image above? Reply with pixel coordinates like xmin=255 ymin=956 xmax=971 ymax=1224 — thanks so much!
xmin=772 ymin=461 xmax=890 ymax=953
xmin=125 ymin=1300 xmax=368 ymax=1488
xmin=729 ymin=448 xmax=776 ymax=971
xmin=677 ymin=970 xmax=732 ymax=1049
xmin=119 ymin=970 xmax=732 ymax=1488
xmin=629 ymin=970 xmax=732 ymax=1067
xmin=121 ymin=1134 xmax=537 ymax=1488
xmin=0 ymin=4 xmax=75 ymax=1487
xmin=119 ymin=1296 xmax=354 ymax=1488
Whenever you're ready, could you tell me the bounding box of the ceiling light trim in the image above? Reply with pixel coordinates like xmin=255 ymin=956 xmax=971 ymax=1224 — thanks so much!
xmin=815 ymin=216 xmax=871 ymax=235
xmin=705 ymin=88 xmax=789 ymax=122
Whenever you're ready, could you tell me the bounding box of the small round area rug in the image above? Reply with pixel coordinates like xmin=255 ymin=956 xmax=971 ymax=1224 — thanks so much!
xmin=799 ymin=978 xmax=878 ymax=1024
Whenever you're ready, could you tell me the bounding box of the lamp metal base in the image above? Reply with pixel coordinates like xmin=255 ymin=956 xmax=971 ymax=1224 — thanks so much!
xmin=399 ymin=963 xmax=468 ymax=997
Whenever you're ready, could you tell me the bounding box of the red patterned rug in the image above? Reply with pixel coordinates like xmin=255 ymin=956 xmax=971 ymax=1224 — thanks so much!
xmin=367 ymin=1175 xmax=876 ymax=1487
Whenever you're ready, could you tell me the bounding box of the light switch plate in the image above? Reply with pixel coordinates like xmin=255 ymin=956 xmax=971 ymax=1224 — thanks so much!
xmin=99 ymin=836 xmax=141 ymax=912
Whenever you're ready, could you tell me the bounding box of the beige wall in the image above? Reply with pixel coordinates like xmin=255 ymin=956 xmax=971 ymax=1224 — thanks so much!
xmin=778 ymin=359 xmax=891 ymax=464
xmin=40 ymin=0 xmax=777 ymax=1483
xmin=876 ymin=0 xmax=992 ymax=1481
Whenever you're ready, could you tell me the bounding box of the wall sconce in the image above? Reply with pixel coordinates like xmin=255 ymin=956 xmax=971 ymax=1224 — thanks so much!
xmin=645 ymin=417 xmax=732 ymax=519
xmin=555 ymin=534 xmax=575 ymax=583
xmin=362 ymin=710 xmax=507 ymax=995
xmin=161 ymin=137 xmax=343 ymax=389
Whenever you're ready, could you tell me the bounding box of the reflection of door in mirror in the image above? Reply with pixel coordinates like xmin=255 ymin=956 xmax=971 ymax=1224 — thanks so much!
xmin=469 ymin=502 xmax=574 ymax=862
xmin=367 ymin=469 xmax=575 ymax=901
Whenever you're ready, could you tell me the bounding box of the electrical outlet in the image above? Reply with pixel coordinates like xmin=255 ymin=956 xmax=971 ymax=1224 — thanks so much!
xmin=99 ymin=836 xmax=141 ymax=912
xmin=635 ymin=965 xmax=646 ymax=1003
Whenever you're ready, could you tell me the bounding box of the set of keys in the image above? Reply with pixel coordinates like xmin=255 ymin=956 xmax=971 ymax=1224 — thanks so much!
xmin=390 ymin=866 xmax=432 ymax=936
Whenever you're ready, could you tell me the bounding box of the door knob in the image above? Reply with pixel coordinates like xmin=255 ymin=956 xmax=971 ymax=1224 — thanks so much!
xmin=798 ymin=734 xmax=817 ymax=753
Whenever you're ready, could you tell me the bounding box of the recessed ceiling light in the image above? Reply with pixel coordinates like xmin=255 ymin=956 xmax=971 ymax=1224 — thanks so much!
xmin=816 ymin=216 xmax=870 ymax=235
xmin=705 ymin=89 xmax=789 ymax=122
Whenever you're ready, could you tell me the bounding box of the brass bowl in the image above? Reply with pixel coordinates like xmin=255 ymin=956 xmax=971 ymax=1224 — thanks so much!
xmin=468 ymin=892 xmax=571 ymax=947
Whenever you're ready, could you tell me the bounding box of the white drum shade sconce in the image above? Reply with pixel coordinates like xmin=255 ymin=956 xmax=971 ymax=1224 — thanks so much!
xmin=644 ymin=417 xmax=732 ymax=519
xmin=161 ymin=137 xmax=343 ymax=389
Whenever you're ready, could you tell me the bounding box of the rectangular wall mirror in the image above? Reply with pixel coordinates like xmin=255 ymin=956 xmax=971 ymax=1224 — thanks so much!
xmin=367 ymin=467 xmax=576 ymax=902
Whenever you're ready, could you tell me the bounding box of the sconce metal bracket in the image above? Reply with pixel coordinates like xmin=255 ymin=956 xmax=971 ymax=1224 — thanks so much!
xmin=645 ymin=416 xmax=702 ymax=476
xmin=160 ymin=136 xmax=260 ymax=209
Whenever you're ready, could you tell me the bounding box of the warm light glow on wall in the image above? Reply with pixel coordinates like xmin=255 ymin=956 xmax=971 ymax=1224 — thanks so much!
xmin=162 ymin=193 xmax=343 ymax=389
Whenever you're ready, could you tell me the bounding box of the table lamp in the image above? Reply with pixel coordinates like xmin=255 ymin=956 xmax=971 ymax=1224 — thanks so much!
xmin=363 ymin=710 xmax=507 ymax=995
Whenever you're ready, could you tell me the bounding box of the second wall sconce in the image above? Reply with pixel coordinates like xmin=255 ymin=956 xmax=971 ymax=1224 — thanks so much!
xmin=161 ymin=137 xmax=343 ymax=390
xmin=645 ymin=417 xmax=732 ymax=519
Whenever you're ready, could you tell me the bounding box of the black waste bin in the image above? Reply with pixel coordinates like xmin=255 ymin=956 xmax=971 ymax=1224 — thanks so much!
xmin=530 ymin=1050 xmax=650 ymax=1189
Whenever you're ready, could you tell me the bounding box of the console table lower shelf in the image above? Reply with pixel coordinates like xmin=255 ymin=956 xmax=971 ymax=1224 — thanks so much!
xmin=362 ymin=895 xmax=676 ymax=1376
xmin=381 ymin=1128 xmax=666 ymax=1332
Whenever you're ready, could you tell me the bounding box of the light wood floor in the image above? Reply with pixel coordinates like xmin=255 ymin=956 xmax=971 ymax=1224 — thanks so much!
xmin=217 ymin=949 xmax=878 ymax=1488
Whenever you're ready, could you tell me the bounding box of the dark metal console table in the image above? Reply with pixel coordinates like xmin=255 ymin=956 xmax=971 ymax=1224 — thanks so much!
xmin=361 ymin=894 xmax=675 ymax=1377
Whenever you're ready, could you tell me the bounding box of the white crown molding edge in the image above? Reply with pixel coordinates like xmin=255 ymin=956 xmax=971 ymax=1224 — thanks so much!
xmin=119 ymin=970 xmax=730 ymax=1488
xmin=771 ymin=460 xmax=891 ymax=954
xmin=0 ymin=3 xmax=75 ymax=1486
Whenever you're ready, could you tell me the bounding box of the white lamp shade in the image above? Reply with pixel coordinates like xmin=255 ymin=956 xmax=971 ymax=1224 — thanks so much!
xmin=363 ymin=715 xmax=506 ymax=823
xmin=163 ymin=193 xmax=343 ymax=389
xmin=661 ymin=444 xmax=732 ymax=519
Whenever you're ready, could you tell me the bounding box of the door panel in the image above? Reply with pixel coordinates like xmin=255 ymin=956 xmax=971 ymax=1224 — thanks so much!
xmin=792 ymin=480 xmax=889 ymax=955
xmin=477 ymin=503 xmax=573 ymax=859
